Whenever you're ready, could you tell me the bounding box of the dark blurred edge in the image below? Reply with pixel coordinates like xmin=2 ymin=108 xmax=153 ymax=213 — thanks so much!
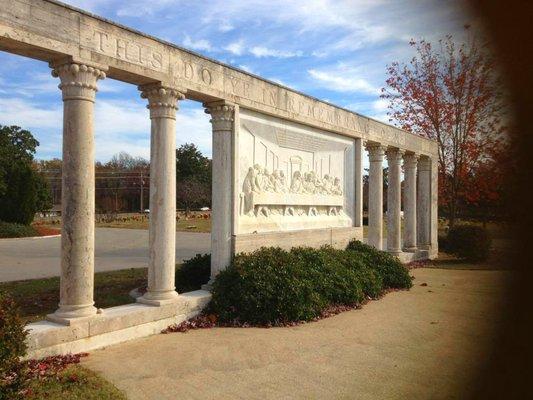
xmin=468 ymin=1 xmax=533 ymax=398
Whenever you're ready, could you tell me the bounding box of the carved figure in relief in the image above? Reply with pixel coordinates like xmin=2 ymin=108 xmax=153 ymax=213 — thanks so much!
xmin=279 ymin=170 xmax=287 ymax=188
xmin=253 ymin=164 xmax=267 ymax=192
xmin=322 ymin=174 xmax=333 ymax=194
xmin=241 ymin=167 xmax=256 ymax=216
xmin=332 ymin=177 xmax=343 ymax=195
xmin=264 ymin=171 xmax=277 ymax=192
xmin=290 ymin=170 xmax=304 ymax=193
xmin=243 ymin=167 xmax=256 ymax=194
xmin=271 ymin=170 xmax=286 ymax=193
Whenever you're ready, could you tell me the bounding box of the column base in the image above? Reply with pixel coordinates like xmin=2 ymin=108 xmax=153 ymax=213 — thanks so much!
xmin=387 ymin=249 xmax=403 ymax=256
xmin=46 ymin=305 xmax=100 ymax=326
xmin=201 ymin=277 xmax=215 ymax=292
xmin=137 ymin=290 xmax=179 ymax=306
xmin=403 ymin=246 xmax=418 ymax=253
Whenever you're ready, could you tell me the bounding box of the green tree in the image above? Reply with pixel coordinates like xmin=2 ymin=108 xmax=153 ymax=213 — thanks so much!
xmin=0 ymin=125 xmax=51 ymax=225
xmin=176 ymin=143 xmax=211 ymax=184
xmin=175 ymin=143 xmax=211 ymax=212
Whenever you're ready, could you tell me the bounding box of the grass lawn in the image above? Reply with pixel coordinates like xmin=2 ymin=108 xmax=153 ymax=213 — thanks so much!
xmin=0 ymin=268 xmax=147 ymax=323
xmin=27 ymin=365 xmax=126 ymax=399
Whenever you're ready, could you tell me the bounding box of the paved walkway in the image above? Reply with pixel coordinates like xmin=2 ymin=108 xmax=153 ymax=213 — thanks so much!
xmin=83 ymin=268 xmax=512 ymax=399
xmin=0 ymin=228 xmax=210 ymax=282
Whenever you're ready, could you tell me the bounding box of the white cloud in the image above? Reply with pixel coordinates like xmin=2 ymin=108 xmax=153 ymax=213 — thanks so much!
xmin=308 ymin=69 xmax=378 ymax=95
xmin=368 ymin=113 xmax=390 ymax=123
xmin=311 ymin=50 xmax=328 ymax=58
xmin=0 ymin=97 xmax=62 ymax=129
xmin=224 ymin=39 xmax=245 ymax=56
xmin=372 ymin=98 xmax=389 ymax=113
xmin=224 ymin=42 xmax=303 ymax=59
xmin=0 ymin=96 xmax=212 ymax=161
xmin=183 ymin=35 xmax=212 ymax=52
xmin=218 ymin=20 xmax=235 ymax=32
xmin=93 ymin=100 xmax=212 ymax=160
xmin=250 ymin=46 xmax=303 ymax=58
xmin=268 ymin=77 xmax=298 ymax=90
xmin=238 ymin=64 xmax=254 ymax=73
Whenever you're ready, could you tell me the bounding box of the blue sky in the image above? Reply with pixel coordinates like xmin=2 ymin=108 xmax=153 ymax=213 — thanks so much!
xmin=0 ymin=0 xmax=470 ymax=161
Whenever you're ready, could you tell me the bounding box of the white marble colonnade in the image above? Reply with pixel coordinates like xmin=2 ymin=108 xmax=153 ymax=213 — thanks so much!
xmin=46 ymin=56 xmax=238 ymax=323
xmin=45 ymin=56 xmax=435 ymax=325
xmin=364 ymin=141 xmax=437 ymax=257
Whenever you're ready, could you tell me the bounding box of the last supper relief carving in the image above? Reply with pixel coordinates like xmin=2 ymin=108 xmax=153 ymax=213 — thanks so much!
xmin=236 ymin=109 xmax=356 ymax=234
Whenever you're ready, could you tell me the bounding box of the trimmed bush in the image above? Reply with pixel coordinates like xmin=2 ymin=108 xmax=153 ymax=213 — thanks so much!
xmin=313 ymin=247 xmax=384 ymax=300
xmin=209 ymin=247 xmax=325 ymax=325
xmin=0 ymin=294 xmax=28 ymax=399
xmin=346 ymin=240 xmax=412 ymax=289
xmin=446 ymin=224 xmax=492 ymax=262
xmin=438 ymin=234 xmax=449 ymax=252
xmin=209 ymin=244 xmax=410 ymax=326
xmin=0 ymin=221 xmax=37 ymax=239
xmin=175 ymin=253 xmax=211 ymax=293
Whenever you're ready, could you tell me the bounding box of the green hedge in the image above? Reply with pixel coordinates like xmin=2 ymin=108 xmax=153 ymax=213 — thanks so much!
xmin=346 ymin=239 xmax=413 ymax=289
xmin=208 ymin=242 xmax=412 ymax=326
xmin=0 ymin=293 xmax=28 ymax=399
xmin=445 ymin=224 xmax=492 ymax=262
xmin=0 ymin=221 xmax=37 ymax=239
xmin=175 ymin=253 xmax=211 ymax=293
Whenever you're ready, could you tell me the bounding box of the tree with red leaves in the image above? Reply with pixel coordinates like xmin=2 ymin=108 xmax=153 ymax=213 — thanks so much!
xmin=382 ymin=27 xmax=506 ymax=226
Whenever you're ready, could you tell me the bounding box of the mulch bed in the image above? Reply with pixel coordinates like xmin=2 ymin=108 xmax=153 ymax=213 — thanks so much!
xmin=32 ymin=225 xmax=61 ymax=236
xmin=161 ymin=289 xmax=410 ymax=334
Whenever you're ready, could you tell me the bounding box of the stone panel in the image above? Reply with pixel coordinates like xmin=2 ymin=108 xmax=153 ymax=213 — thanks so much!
xmin=236 ymin=108 xmax=355 ymax=235
xmin=233 ymin=227 xmax=362 ymax=254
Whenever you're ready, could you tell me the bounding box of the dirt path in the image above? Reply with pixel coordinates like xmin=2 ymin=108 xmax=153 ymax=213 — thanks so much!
xmin=83 ymin=268 xmax=512 ymax=399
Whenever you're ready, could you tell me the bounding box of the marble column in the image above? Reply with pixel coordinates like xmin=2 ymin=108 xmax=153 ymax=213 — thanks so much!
xmin=430 ymin=157 xmax=439 ymax=256
xmin=386 ymin=147 xmax=403 ymax=254
xmin=403 ymin=153 xmax=418 ymax=252
xmin=48 ymin=60 xmax=107 ymax=324
xmin=354 ymin=138 xmax=363 ymax=227
xmin=204 ymin=101 xmax=235 ymax=282
xmin=366 ymin=143 xmax=385 ymax=250
xmin=417 ymin=156 xmax=431 ymax=249
xmin=138 ymin=83 xmax=185 ymax=305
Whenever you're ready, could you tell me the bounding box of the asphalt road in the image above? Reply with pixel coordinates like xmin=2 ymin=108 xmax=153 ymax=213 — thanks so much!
xmin=0 ymin=228 xmax=210 ymax=282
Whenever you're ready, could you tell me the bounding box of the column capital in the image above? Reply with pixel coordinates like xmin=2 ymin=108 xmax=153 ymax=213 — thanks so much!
xmin=204 ymin=101 xmax=236 ymax=132
xmin=51 ymin=59 xmax=107 ymax=102
xmin=418 ymin=156 xmax=432 ymax=171
xmin=139 ymin=83 xmax=185 ymax=120
xmin=385 ymin=147 xmax=404 ymax=165
xmin=403 ymin=152 xmax=419 ymax=169
xmin=365 ymin=142 xmax=386 ymax=162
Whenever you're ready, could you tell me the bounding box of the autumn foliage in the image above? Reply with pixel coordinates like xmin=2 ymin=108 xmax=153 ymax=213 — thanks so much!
xmin=382 ymin=28 xmax=507 ymax=224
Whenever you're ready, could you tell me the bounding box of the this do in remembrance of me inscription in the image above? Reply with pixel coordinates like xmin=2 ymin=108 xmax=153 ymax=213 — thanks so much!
xmin=77 ymin=22 xmax=429 ymax=153
xmin=236 ymin=109 xmax=355 ymax=234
